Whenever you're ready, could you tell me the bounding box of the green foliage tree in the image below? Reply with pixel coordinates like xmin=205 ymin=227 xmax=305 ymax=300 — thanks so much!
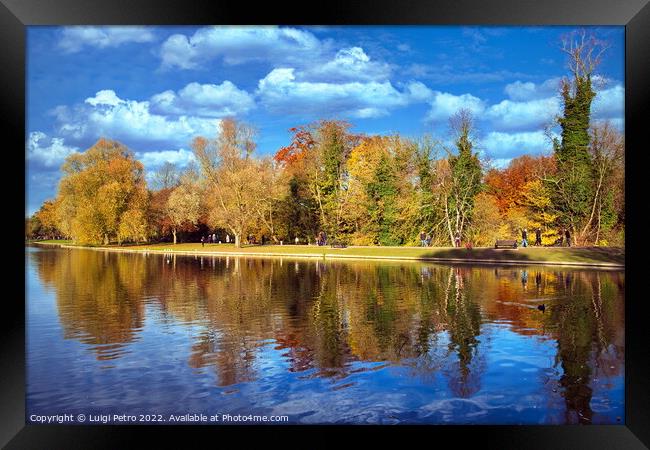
xmin=550 ymin=30 xmax=609 ymax=244
xmin=311 ymin=120 xmax=358 ymax=238
xmin=443 ymin=109 xmax=483 ymax=245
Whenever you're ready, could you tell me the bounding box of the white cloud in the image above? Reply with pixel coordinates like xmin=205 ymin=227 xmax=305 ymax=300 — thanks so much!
xmin=499 ymin=78 xmax=623 ymax=131
xmin=159 ymin=27 xmax=393 ymax=84
xmin=135 ymin=148 xmax=196 ymax=169
xmin=504 ymin=78 xmax=561 ymax=101
xmin=53 ymin=90 xmax=220 ymax=148
xmin=490 ymin=158 xmax=514 ymax=169
xmin=85 ymin=89 xmax=124 ymax=107
xmin=160 ymin=26 xmax=322 ymax=70
xmin=150 ymin=81 xmax=255 ymax=117
xmin=27 ymin=131 xmax=79 ymax=167
xmin=592 ymin=84 xmax=624 ymax=119
xmin=256 ymin=68 xmax=420 ymax=118
xmin=486 ymin=97 xmax=560 ymax=131
xmin=482 ymin=131 xmax=555 ymax=158
xmin=58 ymin=26 xmax=156 ymax=53
xmin=300 ymin=47 xmax=392 ymax=83
xmin=424 ymin=91 xmax=486 ymax=122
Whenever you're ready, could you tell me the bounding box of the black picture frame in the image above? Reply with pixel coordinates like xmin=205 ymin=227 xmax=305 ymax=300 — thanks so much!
xmin=4 ymin=0 xmax=649 ymax=448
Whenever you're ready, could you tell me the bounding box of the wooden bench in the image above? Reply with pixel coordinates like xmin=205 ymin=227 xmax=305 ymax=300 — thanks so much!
xmin=495 ymin=239 xmax=518 ymax=249
xmin=330 ymin=241 xmax=348 ymax=248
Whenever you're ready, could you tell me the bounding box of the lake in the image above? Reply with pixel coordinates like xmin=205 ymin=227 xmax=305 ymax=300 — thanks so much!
xmin=25 ymin=246 xmax=624 ymax=425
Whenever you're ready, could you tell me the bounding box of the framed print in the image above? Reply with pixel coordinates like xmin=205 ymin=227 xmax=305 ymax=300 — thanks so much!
xmin=4 ymin=0 xmax=649 ymax=447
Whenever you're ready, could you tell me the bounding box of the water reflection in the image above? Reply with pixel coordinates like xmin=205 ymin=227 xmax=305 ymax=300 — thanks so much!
xmin=28 ymin=247 xmax=624 ymax=424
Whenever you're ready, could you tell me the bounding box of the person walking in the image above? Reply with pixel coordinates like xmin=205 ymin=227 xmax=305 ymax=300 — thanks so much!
xmin=295 ymin=236 xmax=299 ymax=245
xmin=454 ymin=231 xmax=461 ymax=248
xmin=426 ymin=233 xmax=431 ymax=247
xmin=521 ymin=228 xmax=528 ymax=247
xmin=565 ymin=229 xmax=571 ymax=247
xmin=535 ymin=228 xmax=542 ymax=246
xmin=419 ymin=230 xmax=427 ymax=247
xmin=200 ymin=235 xmax=205 ymax=247
xmin=226 ymin=234 xmax=230 ymax=244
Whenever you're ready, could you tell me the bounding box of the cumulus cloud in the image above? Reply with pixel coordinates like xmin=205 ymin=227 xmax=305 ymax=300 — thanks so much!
xmin=482 ymin=131 xmax=555 ymax=158
xmin=485 ymin=97 xmax=560 ymax=131
xmin=504 ymin=78 xmax=561 ymax=101
xmin=160 ymin=26 xmax=322 ymax=70
xmin=150 ymin=81 xmax=255 ymax=117
xmin=300 ymin=47 xmax=392 ymax=83
xmin=424 ymin=91 xmax=486 ymax=122
xmin=85 ymin=89 xmax=124 ymax=107
xmin=53 ymin=90 xmax=220 ymax=148
xmin=135 ymin=148 xmax=196 ymax=169
xmin=58 ymin=26 xmax=156 ymax=53
xmin=257 ymin=68 xmax=420 ymax=118
xmin=159 ymin=26 xmax=394 ymax=84
xmin=27 ymin=131 xmax=79 ymax=167
xmin=592 ymin=84 xmax=624 ymax=120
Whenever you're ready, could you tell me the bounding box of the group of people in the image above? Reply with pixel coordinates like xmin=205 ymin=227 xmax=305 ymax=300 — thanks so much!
xmin=520 ymin=228 xmax=538 ymax=247
xmin=200 ymin=233 xmax=232 ymax=247
xmin=419 ymin=230 xmax=463 ymax=247
xmin=416 ymin=227 xmax=575 ymax=249
xmin=521 ymin=227 xmax=572 ymax=247
xmin=200 ymin=233 xmax=222 ymax=247
xmin=197 ymin=227 xmax=575 ymax=249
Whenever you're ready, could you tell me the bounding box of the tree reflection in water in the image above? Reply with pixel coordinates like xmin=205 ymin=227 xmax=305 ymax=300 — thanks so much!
xmin=31 ymin=247 xmax=624 ymax=423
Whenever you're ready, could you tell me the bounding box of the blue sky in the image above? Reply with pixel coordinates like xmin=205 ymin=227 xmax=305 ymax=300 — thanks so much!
xmin=26 ymin=25 xmax=624 ymax=216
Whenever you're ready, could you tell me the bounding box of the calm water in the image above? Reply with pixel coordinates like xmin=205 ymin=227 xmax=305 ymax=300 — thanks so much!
xmin=26 ymin=246 xmax=624 ymax=425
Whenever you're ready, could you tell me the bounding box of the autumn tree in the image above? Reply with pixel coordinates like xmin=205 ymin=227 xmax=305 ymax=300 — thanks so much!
xmin=151 ymin=161 xmax=180 ymax=190
xmin=308 ymin=120 xmax=359 ymax=238
xmin=484 ymin=155 xmax=558 ymax=242
xmin=274 ymin=126 xmax=320 ymax=242
xmin=346 ymin=135 xmax=416 ymax=245
xmin=28 ymin=200 xmax=60 ymax=239
xmin=585 ymin=122 xmax=624 ymax=244
xmin=273 ymin=120 xmax=358 ymax=241
xmin=193 ymin=118 xmax=270 ymax=247
xmin=465 ymin=192 xmax=501 ymax=246
xmin=55 ymin=138 xmax=150 ymax=245
xmin=519 ymin=179 xmax=559 ymax=244
xmin=485 ymin=155 xmax=555 ymax=215
xmin=166 ymin=175 xmax=202 ymax=245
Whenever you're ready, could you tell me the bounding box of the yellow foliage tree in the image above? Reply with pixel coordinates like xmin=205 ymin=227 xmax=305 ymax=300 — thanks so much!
xmin=520 ymin=180 xmax=559 ymax=245
xmin=466 ymin=192 xmax=502 ymax=246
xmin=55 ymin=138 xmax=150 ymax=245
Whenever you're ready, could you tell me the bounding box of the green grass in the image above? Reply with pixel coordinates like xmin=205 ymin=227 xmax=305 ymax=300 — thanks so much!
xmin=76 ymin=242 xmax=624 ymax=266
xmin=28 ymin=239 xmax=73 ymax=244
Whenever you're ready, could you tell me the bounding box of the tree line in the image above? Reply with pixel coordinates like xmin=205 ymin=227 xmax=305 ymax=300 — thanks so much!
xmin=27 ymin=30 xmax=624 ymax=248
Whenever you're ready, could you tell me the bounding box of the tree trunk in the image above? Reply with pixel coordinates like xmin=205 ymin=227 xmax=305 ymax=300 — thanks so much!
xmin=104 ymin=233 xmax=109 ymax=245
xmin=235 ymin=233 xmax=241 ymax=248
xmin=172 ymin=228 xmax=177 ymax=245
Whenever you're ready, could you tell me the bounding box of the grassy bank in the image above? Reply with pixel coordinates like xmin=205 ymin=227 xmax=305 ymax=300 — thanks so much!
xmin=27 ymin=239 xmax=72 ymax=244
xmin=31 ymin=240 xmax=625 ymax=267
